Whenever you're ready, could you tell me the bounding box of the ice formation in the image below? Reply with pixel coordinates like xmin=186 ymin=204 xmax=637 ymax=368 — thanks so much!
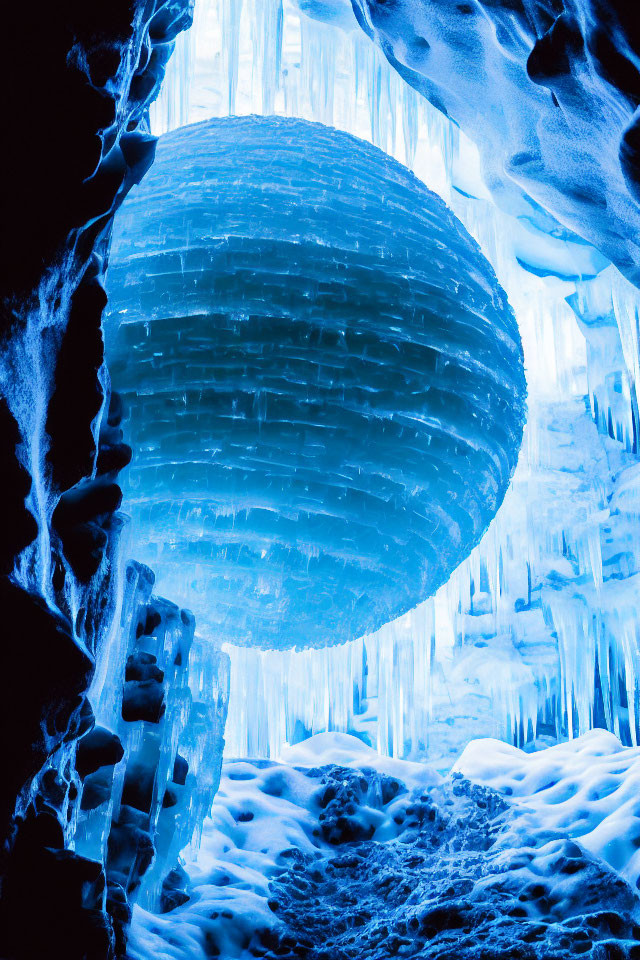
xmin=105 ymin=115 xmax=525 ymax=650
xmin=143 ymin=0 xmax=640 ymax=763
xmin=2 ymin=0 xmax=640 ymax=955
xmin=76 ymin=560 xmax=229 ymax=933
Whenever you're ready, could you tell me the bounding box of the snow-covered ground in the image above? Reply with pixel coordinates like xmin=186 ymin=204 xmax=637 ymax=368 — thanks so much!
xmin=455 ymin=728 xmax=640 ymax=890
xmin=129 ymin=731 xmax=640 ymax=959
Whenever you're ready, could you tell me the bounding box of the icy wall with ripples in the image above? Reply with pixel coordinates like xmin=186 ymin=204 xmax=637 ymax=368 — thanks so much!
xmin=105 ymin=115 xmax=525 ymax=651
xmin=0 ymin=2 xmax=196 ymax=956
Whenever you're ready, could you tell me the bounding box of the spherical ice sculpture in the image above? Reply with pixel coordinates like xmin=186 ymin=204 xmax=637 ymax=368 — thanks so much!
xmin=105 ymin=116 xmax=526 ymax=650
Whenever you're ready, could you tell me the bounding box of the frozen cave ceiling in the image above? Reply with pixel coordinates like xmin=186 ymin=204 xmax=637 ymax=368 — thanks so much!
xmin=105 ymin=115 xmax=526 ymax=650
xmin=351 ymin=0 xmax=640 ymax=287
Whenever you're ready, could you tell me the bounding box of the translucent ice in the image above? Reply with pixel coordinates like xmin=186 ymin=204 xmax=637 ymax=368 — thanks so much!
xmin=105 ymin=115 xmax=525 ymax=651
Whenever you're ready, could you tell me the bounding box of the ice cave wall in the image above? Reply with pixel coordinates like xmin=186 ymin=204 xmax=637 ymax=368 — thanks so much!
xmin=0 ymin=3 xmax=210 ymax=958
xmin=349 ymin=0 xmax=640 ymax=289
xmin=1 ymin=0 xmax=640 ymax=956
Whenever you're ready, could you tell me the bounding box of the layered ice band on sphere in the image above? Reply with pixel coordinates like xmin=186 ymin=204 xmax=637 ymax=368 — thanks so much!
xmin=105 ymin=115 xmax=526 ymax=650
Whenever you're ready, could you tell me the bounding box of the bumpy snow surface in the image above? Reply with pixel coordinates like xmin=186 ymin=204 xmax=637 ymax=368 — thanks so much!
xmin=455 ymin=729 xmax=640 ymax=892
xmin=105 ymin=116 xmax=525 ymax=650
xmin=130 ymin=732 xmax=640 ymax=959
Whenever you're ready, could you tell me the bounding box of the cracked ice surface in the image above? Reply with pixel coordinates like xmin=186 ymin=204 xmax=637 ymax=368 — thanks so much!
xmin=105 ymin=115 xmax=525 ymax=651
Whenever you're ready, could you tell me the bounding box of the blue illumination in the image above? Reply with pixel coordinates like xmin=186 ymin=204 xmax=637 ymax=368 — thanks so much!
xmin=105 ymin=116 xmax=525 ymax=650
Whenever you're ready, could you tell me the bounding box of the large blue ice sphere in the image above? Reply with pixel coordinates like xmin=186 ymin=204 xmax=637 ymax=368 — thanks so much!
xmin=105 ymin=116 xmax=525 ymax=650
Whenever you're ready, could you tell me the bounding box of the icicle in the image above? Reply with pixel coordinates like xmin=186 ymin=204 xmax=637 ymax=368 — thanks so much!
xmin=222 ymin=0 xmax=243 ymax=114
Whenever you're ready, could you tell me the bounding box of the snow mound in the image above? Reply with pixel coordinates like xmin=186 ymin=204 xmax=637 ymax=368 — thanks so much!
xmin=455 ymin=728 xmax=640 ymax=888
xmin=281 ymin=732 xmax=440 ymax=791
xmin=128 ymin=733 xmax=433 ymax=959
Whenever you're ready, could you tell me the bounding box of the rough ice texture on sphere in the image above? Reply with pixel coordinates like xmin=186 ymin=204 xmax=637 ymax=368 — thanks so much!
xmin=106 ymin=115 xmax=526 ymax=650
